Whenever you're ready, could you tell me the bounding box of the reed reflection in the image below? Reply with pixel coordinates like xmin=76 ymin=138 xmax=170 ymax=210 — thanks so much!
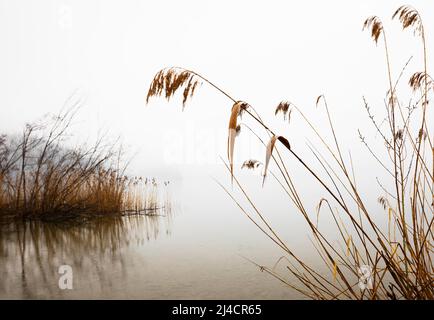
xmin=0 ymin=208 xmax=173 ymax=298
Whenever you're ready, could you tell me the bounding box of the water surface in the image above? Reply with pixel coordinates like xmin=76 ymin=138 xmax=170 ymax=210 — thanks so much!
xmin=0 ymin=173 xmax=305 ymax=299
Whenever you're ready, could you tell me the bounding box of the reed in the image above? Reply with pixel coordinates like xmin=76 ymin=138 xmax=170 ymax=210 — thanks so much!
xmin=146 ymin=5 xmax=433 ymax=299
xmin=0 ymin=107 xmax=168 ymax=223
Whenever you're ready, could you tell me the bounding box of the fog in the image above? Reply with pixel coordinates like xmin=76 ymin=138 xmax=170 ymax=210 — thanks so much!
xmin=0 ymin=0 xmax=433 ymax=299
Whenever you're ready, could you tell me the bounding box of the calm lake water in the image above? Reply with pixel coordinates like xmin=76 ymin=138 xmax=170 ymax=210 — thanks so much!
xmin=0 ymin=171 xmax=308 ymax=299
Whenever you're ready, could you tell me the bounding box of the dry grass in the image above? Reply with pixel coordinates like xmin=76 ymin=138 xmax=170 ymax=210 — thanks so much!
xmin=146 ymin=5 xmax=433 ymax=299
xmin=0 ymin=107 xmax=169 ymax=223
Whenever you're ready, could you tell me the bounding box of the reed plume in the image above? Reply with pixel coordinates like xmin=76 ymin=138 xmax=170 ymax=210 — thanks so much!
xmin=241 ymin=159 xmax=262 ymax=170
xmin=275 ymin=101 xmax=292 ymax=122
xmin=409 ymin=71 xmax=433 ymax=94
xmin=363 ymin=16 xmax=383 ymax=44
xmin=393 ymin=5 xmax=424 ymax=36
xmin=146 ymin=67 xmax=201 ymax=109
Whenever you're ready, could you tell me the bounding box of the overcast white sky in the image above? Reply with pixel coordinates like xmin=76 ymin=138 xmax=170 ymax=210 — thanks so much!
xmin=0 ymin=0 xmax=433 ymax=181
xmin=3 ymin=2 xmax=434 ymax=299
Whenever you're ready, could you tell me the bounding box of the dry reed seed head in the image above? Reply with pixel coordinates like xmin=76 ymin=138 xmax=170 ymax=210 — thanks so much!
xmin=386 ymin=89 xmax=398 ymax=108
xmin=409 ymin=71 xmax=425 ymax=92
xmin=241 ymin=159 xmax=262 ymax=170
xmin=378 ymin=196 xmax=388 ymax=210
xmin=274 ymin=101 xmax=292 ymax=122
xmin=392 ymin=5 xmax=423 ymax=36
xmin=363 ymin=16 xmax=384 ymax=44
xmin=418 ymin=128 xmax=428 ymax=142
xmin=409 ymin=72 xmax=434 ymax=99
xmin=145 ymin=68 xmax=202 ymax=109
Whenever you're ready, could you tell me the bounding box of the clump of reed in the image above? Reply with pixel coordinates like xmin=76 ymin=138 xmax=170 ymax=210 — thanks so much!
xmin=146 ymin=5 xmax=433 ymax=299
xmin=0 ymin=107 xmax=168 ymax=223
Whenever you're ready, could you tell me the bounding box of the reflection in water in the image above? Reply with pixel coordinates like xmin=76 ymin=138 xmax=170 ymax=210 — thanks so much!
xmin=0 ymin=210 xmax=173 ymax=299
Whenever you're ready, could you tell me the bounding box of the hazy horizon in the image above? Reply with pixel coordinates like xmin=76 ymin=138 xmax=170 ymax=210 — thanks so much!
xmin=1 ymin=0 xmax=433 ymax=181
